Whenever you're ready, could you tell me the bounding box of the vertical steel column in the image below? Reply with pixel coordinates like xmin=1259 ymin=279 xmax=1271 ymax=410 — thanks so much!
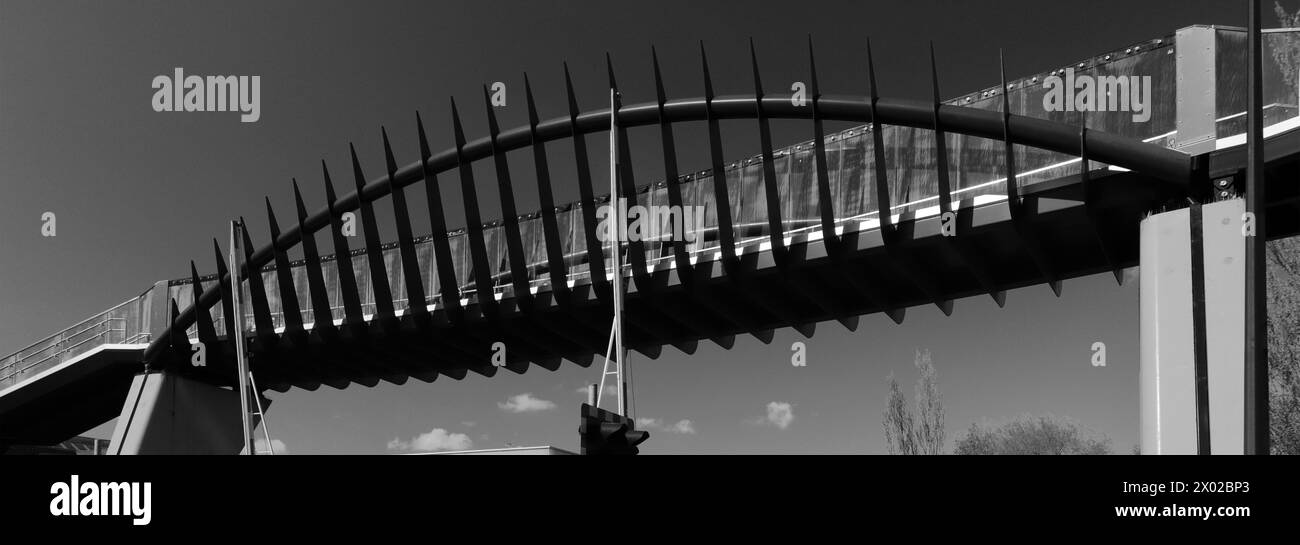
xmin=612 ymin=87 xmax=627 ymax=417
xmin=229 ymin=220 xmax=254 ymax=456
xmin=1244 ymin=0 xmax=1269 ymax=455
xmin=598 ymin=87 xmax=628 ymax=418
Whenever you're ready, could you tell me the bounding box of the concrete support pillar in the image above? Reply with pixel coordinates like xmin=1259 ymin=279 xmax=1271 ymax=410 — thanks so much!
xmin=1140 ymin=198 xmax=1245 ymax=454
xmin=107 ymin=371 xmax=265 ymax=455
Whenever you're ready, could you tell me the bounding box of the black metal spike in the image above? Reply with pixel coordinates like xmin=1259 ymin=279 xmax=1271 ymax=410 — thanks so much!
xmin=605 ymin=52 xmax=618 ymax=95
xmin=923 ymin=45 xmax=994 ymax=313
xmin=524 ymin=74 xmax=570 ymax=295
xmin=806 ymin=35 xmax=821 ymax=99
xmin=482 ymin=84 xmax=531 ymax=302
xmin=651 ymin=46 xmax=669 ymax=104
xmin=190 ymin=261 xmax=218 ymax=349
xmin=293 ymin=179 xmax=336 ymax=328
xmin=349 ymin=143 xmax=396 ymax=320
xmin=265 ymin=197 xmax=303 ymax=332
xmin=416 ymin=111 xmax=463 ymax=318
xmin=866 ymin=38 xmax=893 ymax=229
xmin=563 ymin=62 xmax=608 ymax=295
xmin=807 ymin=35 xmax=837 ymax=247
xmin=699 ymin=41 xmax=716 ymax=101
xmin=450 ymin=97 xmax=497 ymax=314
xmin=931 ymin=42 xmax=953 ymax=217
xmin=522 ymin=73 xmax=541 ymax=126
xmin=238 ymin=217 xmax=276 ymax=337
xmin=450 ymin=97 xmax=468 ymax=148
xmin=212 ymin=238 xmax=236 ymax=338
xmin=1079 ymin=126 xmax=1122 ymax=285
xmin=1000 ymin=49 xmax=1019 ymax=206
xmin=750 ymin=39 xmax=785 ymax=255
xmin=169 ymin=298 xmax=188 ymax=356
xmin=1000 ymin=51 xmax=1061 ymax=296
xmin=652 ymin=46 xmax=695 ymax=275
xmin=383 ymin=127 xmax=429 ymax=317
xmin=699 ymin=41 xmax=737 ymax=265
xmin=381 ymin=127 xmax=399 ymax=175
xmin=322 ymin=161 xmax=364 ymax=324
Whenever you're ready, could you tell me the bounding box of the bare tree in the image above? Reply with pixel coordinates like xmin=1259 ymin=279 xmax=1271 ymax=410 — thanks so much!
xmin=882 ymin=350 xmax=945 ymax=454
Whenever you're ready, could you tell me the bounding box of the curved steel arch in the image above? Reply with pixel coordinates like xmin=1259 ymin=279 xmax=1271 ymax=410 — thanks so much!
xmin=144 ymin=47 xmax=1199 ymax=368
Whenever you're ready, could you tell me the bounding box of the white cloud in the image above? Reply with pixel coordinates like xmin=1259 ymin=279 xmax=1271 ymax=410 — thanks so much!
xmin=253 ymin=438 xmax=287 ymax=454
xmin=669 ymin=420 xmax=697 ymax=434
xmin=498 ymin=393 xmax=557 ymax=413
xmin=575 ymin=384 xmax=619 ymax=399
xmin=388 ymin=428 xmax=474 ymax=452
xmin=754 ymin=402 xmax=794 ymax=430
xmin=636 ymin=417 xmax=697 ymax=434
xmin=461 ymin=421 xmax=477 ymax=428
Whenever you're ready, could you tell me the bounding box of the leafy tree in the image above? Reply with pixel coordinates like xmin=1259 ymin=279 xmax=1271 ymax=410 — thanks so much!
xmin=1267 ymin=236 xmax=1300 ymax=454
xmin=882 ymin=350 xmax=945 ymax=454
xmin=1275 ymin=2 xmax=1300 ymax=90
xmin=882 ymin=374 xmax=916 ymax=455
xmin=954 ymin=415 xmax=1111 ymax=455
xmin=913 ymin=351 xmax=945 ymax=454
xmin=1270 ymin=1 xmax=1300 ymax=457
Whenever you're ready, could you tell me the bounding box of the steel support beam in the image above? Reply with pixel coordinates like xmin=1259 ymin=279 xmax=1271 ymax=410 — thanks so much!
xmin=1244 ymin=0 xmax=1269 ymax=455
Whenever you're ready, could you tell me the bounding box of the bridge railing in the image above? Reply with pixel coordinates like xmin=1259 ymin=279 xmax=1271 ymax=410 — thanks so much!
xmin=0 ymin=297 xmax=149 ymax=391
xmin=1215 ymin=28 xmax=1300 ymax=138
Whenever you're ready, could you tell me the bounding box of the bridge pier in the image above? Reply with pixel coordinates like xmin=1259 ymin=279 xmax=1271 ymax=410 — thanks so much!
xmin=1139 ymin=198 xmax=1245 ymax=454
xmin=107 ymin=371 xmax=263 ymax=455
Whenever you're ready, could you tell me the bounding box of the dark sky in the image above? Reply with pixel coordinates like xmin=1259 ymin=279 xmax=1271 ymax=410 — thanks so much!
xmin=1 ymin=0 xmax=1292 ymax=453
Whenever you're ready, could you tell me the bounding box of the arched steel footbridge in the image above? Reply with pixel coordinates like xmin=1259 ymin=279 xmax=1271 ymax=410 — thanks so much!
xmin=3 ymin=23 xmax=1299 ymax=454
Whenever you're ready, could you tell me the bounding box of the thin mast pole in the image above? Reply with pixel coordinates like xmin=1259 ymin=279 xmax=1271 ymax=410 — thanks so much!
xmin=230 ymin=220 xmax=255 ymax=455
xmin=610 ymin=88 xmax=627 ymax=417
xmin=1244 ymin=0 xmax=1269 ymax=455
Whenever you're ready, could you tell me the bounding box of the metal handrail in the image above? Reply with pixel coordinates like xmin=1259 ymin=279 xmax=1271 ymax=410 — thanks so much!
xmin=0 ymin=318 xmax=122 ymax=371
xmin=2 ymin=296 xmax=139 ymax=357
xmin=17 ymin=325 xmax=126 ymax=373
xmin=0 ymin=311 xmax=142 ymax=386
